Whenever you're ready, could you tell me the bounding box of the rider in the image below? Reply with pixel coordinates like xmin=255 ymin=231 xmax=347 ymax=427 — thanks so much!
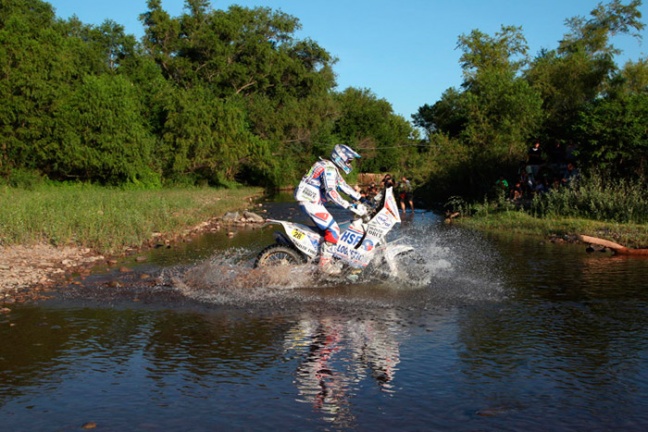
xmin=294 ymin=144 xmax=366 ymax=273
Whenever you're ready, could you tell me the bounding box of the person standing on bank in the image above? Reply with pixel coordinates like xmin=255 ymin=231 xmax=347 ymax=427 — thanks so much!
xmin=398 ymin=176 xmax=415 ymax=213
xmin=527 ymin=139 xmax=544 ymax=178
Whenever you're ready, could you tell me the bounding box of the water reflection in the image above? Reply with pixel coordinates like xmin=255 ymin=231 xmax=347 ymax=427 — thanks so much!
xmin=287 ymin=313 xmax=401 ymax=426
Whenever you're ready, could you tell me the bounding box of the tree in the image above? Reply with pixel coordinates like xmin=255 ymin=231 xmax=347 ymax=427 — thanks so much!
xmin=140 ymin=1 xmax=339 ymax=187
xmin=333 ymin=87 xmax=416 ymax=174
xmin=412 ymin=88 xmax=467 ymax=139
xmin=0 ymin=0 xmax=101 ymax=175
xmin=49 ymin=74 xmax=158 ymax=186
xmin=525 ymin=0 xmax=645 ymax=142
xmin=614 ymin=57 xmax=648 ymax=95
xmin=575 ymin=87 xmax=648 ymax=177
xmin=419 ymin=26 xmax=543 ymax=195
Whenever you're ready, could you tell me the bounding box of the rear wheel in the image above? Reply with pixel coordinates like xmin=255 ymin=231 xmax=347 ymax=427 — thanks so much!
xmin=254 ymin=244 xmax=306 ymax=268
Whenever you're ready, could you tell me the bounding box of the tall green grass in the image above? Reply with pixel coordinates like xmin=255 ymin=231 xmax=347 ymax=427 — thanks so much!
xmin=448 ymin=170 xmax=648 ymax=248
xmin=531 ymin=172 xmax=648 ymax=224
xmin=0 ymin=184 xmax=263 ymax=254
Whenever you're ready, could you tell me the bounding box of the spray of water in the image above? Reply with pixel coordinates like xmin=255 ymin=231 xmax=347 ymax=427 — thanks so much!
xmin=169 ymin=216 xmax=507 ymax=308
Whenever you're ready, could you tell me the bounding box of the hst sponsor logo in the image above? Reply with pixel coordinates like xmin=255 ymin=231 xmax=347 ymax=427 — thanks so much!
xmin=340 ymin=229 xmax=363 ymax=247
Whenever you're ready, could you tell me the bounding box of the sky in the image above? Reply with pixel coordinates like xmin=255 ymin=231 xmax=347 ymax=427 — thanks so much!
xmin=46 ymin=0 xmax=647 ymax=120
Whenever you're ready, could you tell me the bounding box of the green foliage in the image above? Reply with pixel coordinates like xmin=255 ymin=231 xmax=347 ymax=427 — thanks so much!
xmin=531 ymin=170 xmax=648 ymax=224
xmin=0 ymin=183 xmax=263 ymax=252
xmin=417 ymin=25 xmax=543 ymax=197
xmin=3 ymin=0 xmax=647 ymax=225
xmin=333 ymin=87 xmax=417 ymax=174
xmin=47 ymin=74 xmax=158 ymax=186
xmin=1 ymin=0 xmax=351 ymax=189
xmin=525 ymin=0 xmax=645 ymax=142
xmin=414 ymin=133 xmax=471 ymax=201
xmin=0 ymin=168 xmax=48 ymax=189
xmin=575 ymin=82 xmax=648 ymax=177
xmin=138 ymin=1 xmax=340 ymax=188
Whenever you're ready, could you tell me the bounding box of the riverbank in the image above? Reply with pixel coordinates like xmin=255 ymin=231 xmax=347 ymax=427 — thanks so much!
xmin=0 ymin=185 xmax=265 ymax=300
xmin=452 ymin=211 xmax=648 ymax=249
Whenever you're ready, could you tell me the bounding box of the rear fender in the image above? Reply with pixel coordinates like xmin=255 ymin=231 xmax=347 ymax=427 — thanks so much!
xmin=264 ymin=219 xmax=320 ymax=259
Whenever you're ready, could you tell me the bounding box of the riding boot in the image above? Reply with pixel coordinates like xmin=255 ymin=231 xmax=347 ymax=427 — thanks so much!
xmin=319 ymin=242 xmax=341 ymax=275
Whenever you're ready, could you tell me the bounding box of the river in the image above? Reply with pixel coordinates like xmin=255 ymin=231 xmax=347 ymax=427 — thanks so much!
xmin=1 ymin=199 xmax=648 ymax=431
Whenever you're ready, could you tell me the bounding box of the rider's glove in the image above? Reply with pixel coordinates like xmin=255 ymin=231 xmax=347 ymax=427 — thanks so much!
xmin=349 ymin=202 xmax=367 ymax=217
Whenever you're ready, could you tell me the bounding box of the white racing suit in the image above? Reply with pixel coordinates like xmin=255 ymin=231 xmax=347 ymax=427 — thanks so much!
xmin=294 ymin=159 xmax=361 ymax=271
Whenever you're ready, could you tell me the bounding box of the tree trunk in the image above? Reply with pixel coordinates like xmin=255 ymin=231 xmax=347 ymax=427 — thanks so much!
xmin=578 ymin=235 xmax=648 ymax=256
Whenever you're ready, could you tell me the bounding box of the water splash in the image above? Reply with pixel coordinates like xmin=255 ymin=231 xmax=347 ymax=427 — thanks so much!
xmin=167 ymin=215 xmax=508 ymax=309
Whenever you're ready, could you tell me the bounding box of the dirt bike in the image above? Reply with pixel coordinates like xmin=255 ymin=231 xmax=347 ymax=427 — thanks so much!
xmin=254 ymin=187 xmax=415 ymax=281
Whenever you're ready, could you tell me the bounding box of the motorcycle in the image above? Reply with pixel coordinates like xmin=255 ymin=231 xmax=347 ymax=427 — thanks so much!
xmin=254 ymin=187 xmax=415 ymax=280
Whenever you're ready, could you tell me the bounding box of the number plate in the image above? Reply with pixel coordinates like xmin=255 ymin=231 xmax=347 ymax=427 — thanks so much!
xmin=291 ymin=229 xmax=305 ymax=240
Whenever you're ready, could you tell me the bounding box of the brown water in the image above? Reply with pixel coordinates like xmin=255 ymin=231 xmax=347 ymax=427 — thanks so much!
xmin=2 ymin=205 xmax=648 ymax=431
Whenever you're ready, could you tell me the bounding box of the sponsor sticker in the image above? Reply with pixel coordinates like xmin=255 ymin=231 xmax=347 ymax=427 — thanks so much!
xmin=367 ymin=227 xmax=383 ymax=237
xmin=340 ymin=229 xmax=362 ymax=247
xmin=291 ymin=229 xmax=305 ymax=240
xmin=302 ymin=187 xmax=317 ymax=200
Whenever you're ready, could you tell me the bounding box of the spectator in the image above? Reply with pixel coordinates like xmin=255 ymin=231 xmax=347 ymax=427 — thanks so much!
xmin=527 ymin=139 xmax=544 ymax=177
xmin=398 ymin=176 xmax=415 ymax=212
xmin=495 ymin=175 xmax=509 ymax=194
xmin=381 ymin=174 xmax=394 ymax=189
xmin=366 ymin=182 xmax=379 ymax=199
xmin=547 ymin=140 xmax=566 ymax=166
xmin=511 ymin=181 xmax=523 ymax=202
xmin=565 ymin=140 xmax=578 ymax=163
xmin=528 ymin=139 xmax=543 ymax=164
xmin=561 ymin=162 xmax=579 ymax=187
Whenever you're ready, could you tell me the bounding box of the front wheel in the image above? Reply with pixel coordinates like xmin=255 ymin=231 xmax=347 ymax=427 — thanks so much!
xmin=393 ymin=251 xmax=431 ymax=284
xmin=254 ymin=244 xmax=306 ymax=268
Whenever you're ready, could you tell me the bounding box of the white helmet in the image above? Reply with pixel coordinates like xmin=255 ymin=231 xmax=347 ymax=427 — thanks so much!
xmin=331 ymin=144 xmax=360 ymax=175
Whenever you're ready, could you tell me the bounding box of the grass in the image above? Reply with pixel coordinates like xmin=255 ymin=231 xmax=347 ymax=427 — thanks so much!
xmin=0 ymin=184 xmax=263 ymax=255
xmin=455 ymin=210 xmax=648 ymax=249
xmin=530 ymin=173 xmax=648 ymax=225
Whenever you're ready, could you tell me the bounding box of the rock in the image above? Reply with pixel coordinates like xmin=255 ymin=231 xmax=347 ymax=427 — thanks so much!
xmin=243 ymin=211 xmax=265 ymax=223
xmin=222 ymin=211 xmax=239 ymax=222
